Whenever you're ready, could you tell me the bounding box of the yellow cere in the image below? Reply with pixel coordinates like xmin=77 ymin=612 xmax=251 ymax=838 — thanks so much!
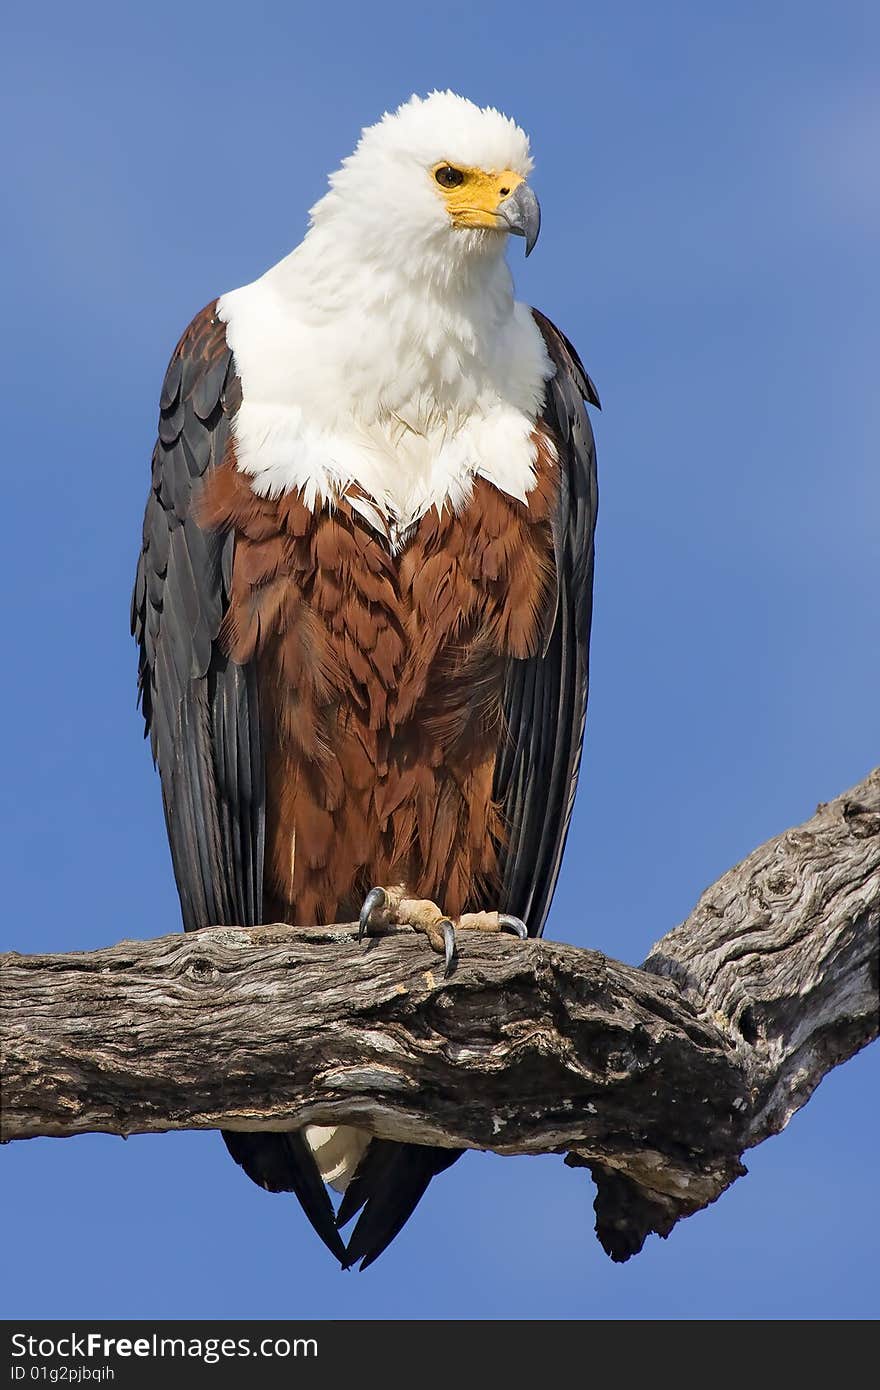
xmin=432 ymin=163 xmax=525 ymax=230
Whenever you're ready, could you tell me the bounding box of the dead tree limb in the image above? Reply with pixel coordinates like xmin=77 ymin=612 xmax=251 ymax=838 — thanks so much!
xmin=2 ymin=769 xmax=877 ymax=1261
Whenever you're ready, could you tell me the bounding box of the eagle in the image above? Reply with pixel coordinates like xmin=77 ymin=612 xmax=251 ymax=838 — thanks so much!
xmin=132 ymin=91 xmax=599 ymax=1270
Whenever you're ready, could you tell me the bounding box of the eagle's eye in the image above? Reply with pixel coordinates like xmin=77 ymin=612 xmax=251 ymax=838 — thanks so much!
xmin=435 ymin=166 xmax=464 ymax=189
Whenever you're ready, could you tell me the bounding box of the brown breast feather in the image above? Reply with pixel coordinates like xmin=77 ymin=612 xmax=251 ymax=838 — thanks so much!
xmin=197 ymin=429 xmax=559 ymax=924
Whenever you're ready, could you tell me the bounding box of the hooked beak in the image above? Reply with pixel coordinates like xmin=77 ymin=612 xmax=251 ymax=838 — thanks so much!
xmin=497 ymin=182 xmax=541 ymax=257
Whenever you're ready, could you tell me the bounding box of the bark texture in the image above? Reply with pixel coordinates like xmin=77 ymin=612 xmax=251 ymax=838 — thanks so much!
xmin=2 ymin=769 xmax=877 ymax=1261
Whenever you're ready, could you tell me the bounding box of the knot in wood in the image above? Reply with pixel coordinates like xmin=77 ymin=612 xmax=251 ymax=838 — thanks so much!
xmin=764 ymin=870 xmax=792 ymax=895
xmin=842 ymin=800 xmax=880 ymax=838
xmin=186 ymin=955 xmax=219 ymax=986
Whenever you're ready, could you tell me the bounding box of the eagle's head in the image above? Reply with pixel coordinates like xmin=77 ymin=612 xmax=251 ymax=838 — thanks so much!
xmin=307 ymin=91 xmax=540 ymax=274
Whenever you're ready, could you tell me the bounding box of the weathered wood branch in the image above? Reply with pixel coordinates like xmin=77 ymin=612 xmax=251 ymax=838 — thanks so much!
xmin=2 ymin=770 xmax=877 ymax=1261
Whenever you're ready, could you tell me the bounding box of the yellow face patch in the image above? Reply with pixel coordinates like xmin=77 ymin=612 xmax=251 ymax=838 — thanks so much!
xmin=432 ymin=163 xmax=525 ymax=231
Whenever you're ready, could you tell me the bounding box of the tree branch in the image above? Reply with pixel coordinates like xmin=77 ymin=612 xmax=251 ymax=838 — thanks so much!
xmin=2 ymin=770 xmax=877 ymax=1261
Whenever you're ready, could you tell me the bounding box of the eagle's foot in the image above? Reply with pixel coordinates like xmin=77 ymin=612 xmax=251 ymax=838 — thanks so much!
xmin=359 ymin=888 xmax=527 ymax=978
xmin=456 ymin=910 xmax=529 ymax=939
xmin=359 ymin=885 xmax=456 ymax=975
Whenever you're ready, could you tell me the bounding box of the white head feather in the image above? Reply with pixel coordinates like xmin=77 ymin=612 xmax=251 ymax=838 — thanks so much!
xmin=218 ymin=92 xmax=554 ymax=538
xmin=306 ymin=91 xmax=534 ymax=279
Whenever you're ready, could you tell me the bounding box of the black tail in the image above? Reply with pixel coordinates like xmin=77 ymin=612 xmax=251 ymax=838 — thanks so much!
xmin=223 ymin=1130 xmax=461 ymax=1270
xmin=338 ymin=1140 xmax=463 ymax=1270
xmin=222 ymin=1130 xmax=347 ymax=1264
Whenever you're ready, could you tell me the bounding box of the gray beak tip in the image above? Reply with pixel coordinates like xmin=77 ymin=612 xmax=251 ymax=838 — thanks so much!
xmin=498 ymin=183 xmax=541 ymax=258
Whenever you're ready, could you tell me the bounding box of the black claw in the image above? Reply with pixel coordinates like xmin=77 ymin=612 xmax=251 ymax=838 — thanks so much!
xmin=499 ymin=914 xmax=529 ymax=940
xmin=359 ymin=886 xmax=387 ymax=942
xmin=441 ymin=920 xmax=457 ymax=977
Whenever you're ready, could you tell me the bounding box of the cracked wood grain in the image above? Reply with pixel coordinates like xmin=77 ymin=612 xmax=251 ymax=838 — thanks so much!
xmin=2 ymin=768 xmax=877 ymax=1262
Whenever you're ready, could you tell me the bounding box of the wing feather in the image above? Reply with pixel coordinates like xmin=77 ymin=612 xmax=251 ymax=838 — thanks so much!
xmin=494 ymin=308 xmax=599 ymax=936
xmin=132 ymin=302 xmax=266 ymax=935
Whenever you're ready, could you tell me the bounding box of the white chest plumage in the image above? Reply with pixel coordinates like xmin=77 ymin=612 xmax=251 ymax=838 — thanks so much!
xmin=217 ymin=240 xmax=555 ymax=540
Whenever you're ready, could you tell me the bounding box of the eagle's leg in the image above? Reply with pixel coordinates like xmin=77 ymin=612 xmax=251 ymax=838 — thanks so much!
xmin=359 ymin=887 xmax=527 ymax=978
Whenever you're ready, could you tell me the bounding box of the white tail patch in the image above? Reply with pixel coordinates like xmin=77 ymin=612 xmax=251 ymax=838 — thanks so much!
xmin=305 ymin=1124 xmax=371 ymax=1193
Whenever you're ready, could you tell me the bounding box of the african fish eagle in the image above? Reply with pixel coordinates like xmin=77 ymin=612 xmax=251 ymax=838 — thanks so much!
xmin=132 ymin=91 xmax=600 ymax=1270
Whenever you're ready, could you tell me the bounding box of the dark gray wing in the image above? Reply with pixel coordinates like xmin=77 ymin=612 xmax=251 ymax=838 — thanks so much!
xmin=494 ymin=308 xmax=600 ymax=935
xmin=131 ymin=301 xmax=265 ymax=930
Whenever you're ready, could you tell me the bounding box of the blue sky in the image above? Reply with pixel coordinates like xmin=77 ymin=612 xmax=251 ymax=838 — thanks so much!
xmin=2 ymin=0 xmax=877 ymax=1320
